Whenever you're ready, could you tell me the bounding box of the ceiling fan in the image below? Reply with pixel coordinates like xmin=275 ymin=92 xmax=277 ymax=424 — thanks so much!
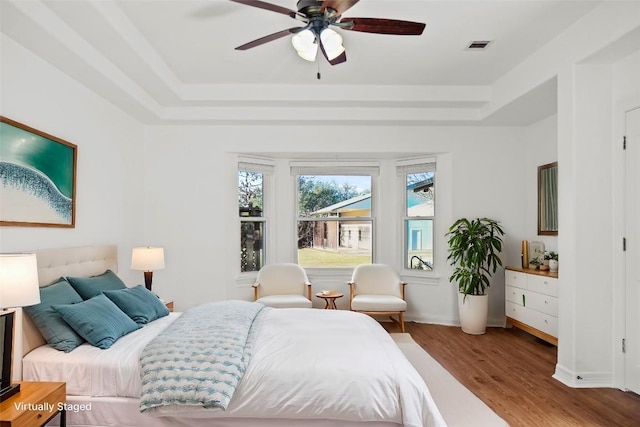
xmin=229 ymin=0 xmax=426 ymax=65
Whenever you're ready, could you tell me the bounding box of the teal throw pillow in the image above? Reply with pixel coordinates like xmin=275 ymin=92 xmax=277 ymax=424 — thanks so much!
xmin=66 ymin=269 xmax=126 ymax=300
xmin=23 ymin=278 xmax=85 ymax=352
xmin=102 ymin=285 xmax=170 ymax=325
xmin=52 ymin=294 xmax=140 ymax=349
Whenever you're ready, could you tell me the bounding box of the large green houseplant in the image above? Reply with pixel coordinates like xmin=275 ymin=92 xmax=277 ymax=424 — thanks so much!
xmin=446 ymin=217 xmax=505 ymax=334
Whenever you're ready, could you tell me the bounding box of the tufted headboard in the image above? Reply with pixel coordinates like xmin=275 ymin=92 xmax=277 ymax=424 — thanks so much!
xmin=20 ymin=245 xmax=118 ymax=360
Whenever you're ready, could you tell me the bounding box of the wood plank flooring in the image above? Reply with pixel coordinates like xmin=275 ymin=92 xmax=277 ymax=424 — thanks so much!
xmin=386 ymin=322 xmax=640 ymax=427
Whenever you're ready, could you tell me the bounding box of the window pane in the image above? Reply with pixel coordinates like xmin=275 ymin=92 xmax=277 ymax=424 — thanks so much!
xmin=297 ymin=220 xmax=372 ymax=268
xmin=238 ymin=171 xmax=263 ymax=217
xmin=406 ymin=219 xmax=433 ymax=270
xmin=240 ymin=221 xmax=264 ymax=272
xmin=406 ymin=172 xmax=434 ymax=217
xmin=298 ymin=175 xmax=371 ymax=217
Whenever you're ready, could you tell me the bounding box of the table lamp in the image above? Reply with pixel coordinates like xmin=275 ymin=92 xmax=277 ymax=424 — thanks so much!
xmin=131 ymin=247 xmax=165 ymax=291
xmin=0 ymin=253 xmax=41 ymax=402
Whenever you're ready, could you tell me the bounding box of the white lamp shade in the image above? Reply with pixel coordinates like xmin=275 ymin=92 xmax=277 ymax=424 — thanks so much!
xmin=131 ymin=247 xmax=165 ymax=272
xmin=292 ymin=29 xmax=318 ymax=61
xmin=320 ymin=28 xmax=345 ymax=60
xmin=0 ymin=253 xmax=41 ymax=309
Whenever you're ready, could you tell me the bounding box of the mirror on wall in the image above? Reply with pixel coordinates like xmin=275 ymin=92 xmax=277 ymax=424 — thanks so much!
xmin=538 ymin=162 xmax=558 ymax=235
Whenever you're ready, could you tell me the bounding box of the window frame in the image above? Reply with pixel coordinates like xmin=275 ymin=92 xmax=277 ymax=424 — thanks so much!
xmin=398 ymin=159 xmax=436 ymax=275
xmin=292 ymin=163 xmax=379 ymax=272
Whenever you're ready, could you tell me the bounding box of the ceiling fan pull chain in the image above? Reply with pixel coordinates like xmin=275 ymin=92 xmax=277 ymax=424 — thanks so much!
xmin=317 ymin=59 xmax=321 ymax=80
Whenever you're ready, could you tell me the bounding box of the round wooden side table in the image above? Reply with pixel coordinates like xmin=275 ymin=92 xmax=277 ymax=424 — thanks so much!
xmin=315 ymin=292 xmax=343 ymax=310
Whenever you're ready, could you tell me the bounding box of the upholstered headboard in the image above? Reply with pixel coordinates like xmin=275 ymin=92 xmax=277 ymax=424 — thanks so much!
xmin=20 ymin=245 xmax=118 ymax=359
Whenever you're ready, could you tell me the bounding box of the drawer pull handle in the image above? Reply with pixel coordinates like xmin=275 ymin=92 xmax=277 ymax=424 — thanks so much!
xmin=544 ymin=319 xmax=548 ymax=324
xmin=544 ymin=300 xmax=548 ymax=304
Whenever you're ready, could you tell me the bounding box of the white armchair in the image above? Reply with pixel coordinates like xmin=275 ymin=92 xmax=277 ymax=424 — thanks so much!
xmin=252 ymin=263 xmax=313 ymax=308
xmin=348 ymin=264 xmax=407 ymax=332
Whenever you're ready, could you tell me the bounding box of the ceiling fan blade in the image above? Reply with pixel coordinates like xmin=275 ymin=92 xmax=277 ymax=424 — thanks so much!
xmin=341 ymin=17 xmax=426 ymax=35
xmin=235 ymin=27 xmax=303 ymax=50
xmin=319 ymin=40 xmax=347 ymax=66
xmin=229 ymin=0 xmax=299 ymax=18
xmin=321 ymin=0 xmax=360 ymax=17
xmin=328 ymin=50 xmax=347 ymax=65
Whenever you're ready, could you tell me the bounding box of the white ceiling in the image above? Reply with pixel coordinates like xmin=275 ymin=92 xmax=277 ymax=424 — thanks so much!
xmin=0 ymin=0 xmax=604 ymax=125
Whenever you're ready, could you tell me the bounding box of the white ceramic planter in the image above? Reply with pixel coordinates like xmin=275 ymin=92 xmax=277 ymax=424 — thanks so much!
xmin=549 ymin=259 xmax=558 ymax=272
xmin=457 ymin=293 xmax=489 ymax=335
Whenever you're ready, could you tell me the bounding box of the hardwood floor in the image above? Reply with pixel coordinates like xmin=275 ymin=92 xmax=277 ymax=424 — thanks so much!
xmin=386 ymin=322 xmax=640 ymax=427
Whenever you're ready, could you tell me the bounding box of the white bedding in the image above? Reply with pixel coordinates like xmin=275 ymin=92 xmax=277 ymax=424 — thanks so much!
xmin=23 ymin=313 xmax=179 ymax=396
xmin=24 ymin=308 xmax=446 ymax=427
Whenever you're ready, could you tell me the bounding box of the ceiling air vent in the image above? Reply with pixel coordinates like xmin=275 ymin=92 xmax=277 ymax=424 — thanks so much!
xmin=466 ymin=40 xmax=491 ymax=50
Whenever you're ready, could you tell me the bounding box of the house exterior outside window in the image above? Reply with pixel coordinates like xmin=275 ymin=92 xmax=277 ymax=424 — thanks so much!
xmin=398 ymin=160 xmax=435 ymax=272
xmin=292 ymin=164 xmax=378 ymax=269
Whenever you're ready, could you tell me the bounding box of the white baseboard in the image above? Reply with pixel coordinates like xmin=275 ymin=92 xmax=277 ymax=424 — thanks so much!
xmin=405 ymin=313 xmax=505 ymax=328
xmin=553 ymin=364 xmax=614 ymax=388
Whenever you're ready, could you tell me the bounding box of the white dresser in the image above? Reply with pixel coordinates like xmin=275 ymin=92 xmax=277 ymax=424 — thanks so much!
xmin=505 ymin=266 xmax=558 ymax=345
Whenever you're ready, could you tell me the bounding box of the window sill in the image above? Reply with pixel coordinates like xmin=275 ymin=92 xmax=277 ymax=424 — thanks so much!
xmin=401 ymin=270 xmax=441 ymax=286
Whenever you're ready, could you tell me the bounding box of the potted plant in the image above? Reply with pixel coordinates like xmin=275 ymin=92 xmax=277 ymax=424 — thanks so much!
xmin=446 ymin=217 xmax=505 ymax=334
xmin=547 ymin=251 xmax=559 ymax=272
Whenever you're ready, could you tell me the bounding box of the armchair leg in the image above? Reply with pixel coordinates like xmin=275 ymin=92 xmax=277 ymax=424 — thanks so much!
xmin=399 ymin=312 xmax=405 ymax=333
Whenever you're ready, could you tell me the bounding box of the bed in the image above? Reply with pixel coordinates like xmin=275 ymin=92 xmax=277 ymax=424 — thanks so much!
xmin=18 ymin=245 xmax=507 ymax=427
xmin=18 ymin=245 xmax=444 ymax=426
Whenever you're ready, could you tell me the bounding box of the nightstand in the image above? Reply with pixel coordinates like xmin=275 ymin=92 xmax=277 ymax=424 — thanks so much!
xmin=164 ymin=300 xmax=174 ymax=312
xmin=0 ymin=382 xmax=66 ymax=427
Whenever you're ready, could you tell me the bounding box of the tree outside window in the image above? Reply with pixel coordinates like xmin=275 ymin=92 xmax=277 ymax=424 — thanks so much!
xmin=239 ymin=170 xmax=265 ymax=272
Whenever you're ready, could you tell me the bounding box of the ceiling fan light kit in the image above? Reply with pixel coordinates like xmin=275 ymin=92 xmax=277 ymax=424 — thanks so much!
xmin=230 ymin=0 xmax=426 ymax=66
xmin=292 ymin=29 xmax=318 ymax=60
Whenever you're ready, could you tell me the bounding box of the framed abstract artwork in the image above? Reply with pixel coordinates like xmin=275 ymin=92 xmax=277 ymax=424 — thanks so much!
xmin=0 ymin=116 xmax=77 ymax=227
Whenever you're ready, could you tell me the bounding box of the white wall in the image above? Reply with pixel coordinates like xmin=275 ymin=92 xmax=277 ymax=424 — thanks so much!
xmin=523 ymin=114 xmax=558 ymax=253
xmin=0 ymin=35 xmax=145 ymax=284
xmin=612 ymin=49 xmax=640 ymax=388
xmin=555 ymin=48 xmax=640 ymax=388
xmin=143 ymin=125 xmax=528 ymax=326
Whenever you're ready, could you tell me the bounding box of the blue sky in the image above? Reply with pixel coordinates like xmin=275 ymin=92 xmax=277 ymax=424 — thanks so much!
xmin=304 ymin=175 xmax=371 ymax=192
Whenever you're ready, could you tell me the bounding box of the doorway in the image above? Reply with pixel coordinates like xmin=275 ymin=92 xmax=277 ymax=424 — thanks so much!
xmin=625 ymin=107 xmax=640 ymax=394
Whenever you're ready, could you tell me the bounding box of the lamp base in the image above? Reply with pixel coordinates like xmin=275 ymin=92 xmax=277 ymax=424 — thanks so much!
xmin=144 ymin=271 xmax=153 ymax=291
xmin=0 ymin=383 xmax=20 ymax=402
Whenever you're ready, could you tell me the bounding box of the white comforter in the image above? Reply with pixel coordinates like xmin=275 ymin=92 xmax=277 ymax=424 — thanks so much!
xmin=24 ymin=307 xmax=446 ymax=427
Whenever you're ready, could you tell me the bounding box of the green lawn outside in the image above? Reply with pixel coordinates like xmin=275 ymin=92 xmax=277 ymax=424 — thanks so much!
xmin=298 ymin=248 xmax=371 ymax=268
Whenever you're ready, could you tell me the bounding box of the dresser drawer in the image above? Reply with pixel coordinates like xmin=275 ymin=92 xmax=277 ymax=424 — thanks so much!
xmin=528 ymin=275 xmax=558 ymax=297
xmin=506 ymin=301 xmax=534 ymax=324
xmin=505 ymin=270 xmax=526 ymax=288
xmin=528 ymin=310 xmax=558 ymax=338
xmin=505 ymin=286 xmax=526 ymax=306
xmin=525 ymin=291 xmax=558 ymax=317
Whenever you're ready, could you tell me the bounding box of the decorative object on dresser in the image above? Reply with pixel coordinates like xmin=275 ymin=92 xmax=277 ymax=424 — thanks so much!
xmin=446 ymin=218 xmax=505 ymax=335
xmin=521 ymin=240 xmax=529 ymax=269
xmin=0 ymin=116 xmax=77 ymax=228
xmin=0 ymin=381 xmax=66 ymax=427
xmin=528 ymin=241 xmax=545 ymax=267
xmin=505 ymin=266 xmax=558 ymax=345
xmin=0 ymin=253 xmax=41 ymax=402
xmin=131 ymin=247 xmax=165 ymax=291
xmin=547 ymin=252 xmax=559 ymax=273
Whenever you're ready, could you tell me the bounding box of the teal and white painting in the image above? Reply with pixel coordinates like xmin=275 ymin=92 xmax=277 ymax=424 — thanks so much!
xmin=0 ymin=117 xmax=76 ymax=227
